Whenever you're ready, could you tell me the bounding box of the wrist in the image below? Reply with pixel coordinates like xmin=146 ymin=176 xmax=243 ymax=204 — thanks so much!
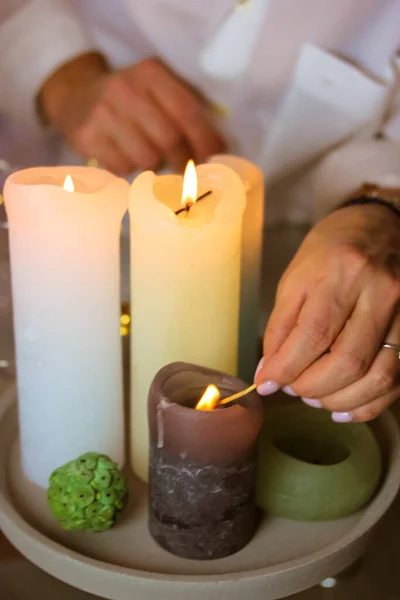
xmin=37 ymin=52 xmax=109 ymax=128
xmin=335 ymin=183 xmax=400 ymax=221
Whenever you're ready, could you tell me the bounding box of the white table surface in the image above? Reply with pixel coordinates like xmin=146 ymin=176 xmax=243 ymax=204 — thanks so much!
xmin=0 ymin=208 xmax=399 ymax=600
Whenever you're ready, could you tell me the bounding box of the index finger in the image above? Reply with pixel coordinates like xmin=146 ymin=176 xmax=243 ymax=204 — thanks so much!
xmin=261 ymin=287 xmax=306 ymax=364
xmin=258 ymin=284 xmax=357 ymax=386
xmin=147 ymin=65 xmax=225 ymax=162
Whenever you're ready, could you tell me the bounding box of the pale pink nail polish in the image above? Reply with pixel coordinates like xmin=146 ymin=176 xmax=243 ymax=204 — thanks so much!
xmin=254 ymin=357 xmax=264 ymax=379
xmin=282 ymin=385 xmax=297 ymax=396
xmin=257 ymin=381 xmax=280 ymax=396
xmin=332 ymin=412 xmax=353 ymax=423
xmin=302 ymin=398 xmax=323 ymax=409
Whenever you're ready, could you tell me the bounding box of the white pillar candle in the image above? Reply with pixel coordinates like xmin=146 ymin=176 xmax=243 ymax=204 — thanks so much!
xmin=4 ymin=166 xmax=129 ymax=488
xmin=209 ymin=156 xmax=264 ymax=383
xmin=129 ymin=162 xmax=246 ymax=482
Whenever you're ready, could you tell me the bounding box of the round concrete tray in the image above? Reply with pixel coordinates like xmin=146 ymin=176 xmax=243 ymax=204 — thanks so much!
xmin=1 ymin=385 xmax=400 ymax=600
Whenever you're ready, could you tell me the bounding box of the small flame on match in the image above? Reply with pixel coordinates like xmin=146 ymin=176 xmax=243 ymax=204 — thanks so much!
xmin=181 ymin=160 xmax=197 ymax=208
xmin=63 ymin=174 xmax=74 ymax=193
xmin=195 ymin=384 xmax=221 ymax=411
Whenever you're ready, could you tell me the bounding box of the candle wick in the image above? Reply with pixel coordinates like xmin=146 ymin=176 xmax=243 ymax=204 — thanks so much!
xmin=175 ymin=190 xmax=212 ymax=216
xmin=185 ymin=200 xmax=193 ymax=217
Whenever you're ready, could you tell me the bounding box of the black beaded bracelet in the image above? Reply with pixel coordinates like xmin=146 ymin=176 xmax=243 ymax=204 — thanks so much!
xmin=337 ymin=196 xmax=400 ymax=220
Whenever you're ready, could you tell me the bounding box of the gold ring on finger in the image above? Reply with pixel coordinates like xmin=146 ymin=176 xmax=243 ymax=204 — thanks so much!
xmin=382 ymin=343 xmax=400 ymax=360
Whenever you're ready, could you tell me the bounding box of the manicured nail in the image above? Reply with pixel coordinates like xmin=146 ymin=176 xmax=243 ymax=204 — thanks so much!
xmin=254 ymin=357 xmax=264 ymax=379
xmin=257 ymin=381 xmax=280 ymax=396
xmin=282 ymin=385 xmax=297 ymax=396
xmin=302 ymin=398 xmax=323 ymax=409
xmin=331 ymin=412 xmax=353 ymax=423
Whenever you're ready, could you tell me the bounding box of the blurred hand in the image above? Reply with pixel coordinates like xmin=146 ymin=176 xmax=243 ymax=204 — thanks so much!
xmin=255 ymin=204 xmax=400 ymax=422
xmin=39 ymin=54 xmax=225 ymax=175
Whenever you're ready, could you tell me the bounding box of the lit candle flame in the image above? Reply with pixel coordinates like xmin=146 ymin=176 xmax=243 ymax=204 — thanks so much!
xmin=181 ymin=160 xmax=197 ymax=208
xmin=63 ymin=175 xmax=74 ymax=192
xmin=195 ymin=384 xmax=220 ymax=411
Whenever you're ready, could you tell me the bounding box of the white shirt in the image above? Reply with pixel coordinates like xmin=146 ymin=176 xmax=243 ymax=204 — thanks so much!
xmin=0 ymin=0 xmax=400 ymax=223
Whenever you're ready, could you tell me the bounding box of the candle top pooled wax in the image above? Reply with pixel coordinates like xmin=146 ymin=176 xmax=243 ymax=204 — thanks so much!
xmin=155 ymin=175 xmax=219 ymax=228
xmin=148 ymin=362 xmax=263 ymax=466
xmin=5 ymin=166 xmax=125 ymax=197
xmin=130 ymin=160 xmax=245 ymax=232
xmin=4 ymin=166 xmax=129 ymax=234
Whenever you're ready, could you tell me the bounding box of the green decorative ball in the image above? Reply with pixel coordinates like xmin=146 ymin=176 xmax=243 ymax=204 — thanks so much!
xmin=47 ymin=452 xmax=127 ymax=532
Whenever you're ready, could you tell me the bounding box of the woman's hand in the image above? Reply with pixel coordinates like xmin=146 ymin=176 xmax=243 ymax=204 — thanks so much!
xmin=39 ymin=54 xmax=225 ymax=175
xmin=255 ymin=204 xmax=400 ymax=422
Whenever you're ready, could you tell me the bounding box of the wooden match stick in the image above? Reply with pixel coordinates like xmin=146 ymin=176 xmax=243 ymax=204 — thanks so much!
xmin=218 ymin=383 xmax=257 ymax=407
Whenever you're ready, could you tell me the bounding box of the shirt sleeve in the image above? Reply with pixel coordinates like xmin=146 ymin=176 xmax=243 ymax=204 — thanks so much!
xmin=312 ymin=139 xmax=400 ymax=222
xmin=312 ymin=52 xmax=400 ymax=220
xmin=0 ymin=0 xmax=96 ymax=129
xmin=382 ymin=55 xmax=400 ymax=141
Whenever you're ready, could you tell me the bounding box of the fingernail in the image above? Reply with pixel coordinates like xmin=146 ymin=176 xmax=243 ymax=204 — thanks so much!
xmin=302 ymin=398 xmax=323 ymax=409
xmin=257 ymin=381 xmax=280 ymax=396
xmin=282 ymin=385 xmax=297 ymax=396
xmin=331 ymin=412 xmax=353 ymax=423
xmin=254 ymin=357 xmax=264 ymax=379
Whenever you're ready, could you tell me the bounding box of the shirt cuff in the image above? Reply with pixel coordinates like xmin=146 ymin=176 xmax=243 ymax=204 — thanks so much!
xmin=0 ymin=0 xmax=96 ymax=130
xmin=312 ymin=139 xmax=400 ymax=222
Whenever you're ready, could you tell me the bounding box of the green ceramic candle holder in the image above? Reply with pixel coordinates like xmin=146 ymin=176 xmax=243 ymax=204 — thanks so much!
xmin=256 ymin=404 xmax=382 ymax=521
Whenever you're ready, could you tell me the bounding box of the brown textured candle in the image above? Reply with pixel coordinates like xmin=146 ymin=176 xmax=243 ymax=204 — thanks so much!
xmin=148 ymin=362 xmax=263 ymax=560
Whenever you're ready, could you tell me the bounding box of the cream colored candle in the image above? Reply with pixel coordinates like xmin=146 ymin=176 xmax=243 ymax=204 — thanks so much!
xmin=209 ymin=156 xmax=264 ymax=383
xmin=129 ymin=162 xmax=246 ymax=481
xmin=4 ymin=166 xmax=128 ymax=488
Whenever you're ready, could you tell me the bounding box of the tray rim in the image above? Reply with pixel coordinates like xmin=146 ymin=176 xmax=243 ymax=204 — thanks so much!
xmin=1 ymin=384 xmax=400 ymax=585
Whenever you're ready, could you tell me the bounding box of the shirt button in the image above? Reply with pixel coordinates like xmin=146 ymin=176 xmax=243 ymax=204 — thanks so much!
xmin=87 ymin=158 xmax=99 ymax=168
xmin=211 ymin=103 xmax=230 ymax=118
